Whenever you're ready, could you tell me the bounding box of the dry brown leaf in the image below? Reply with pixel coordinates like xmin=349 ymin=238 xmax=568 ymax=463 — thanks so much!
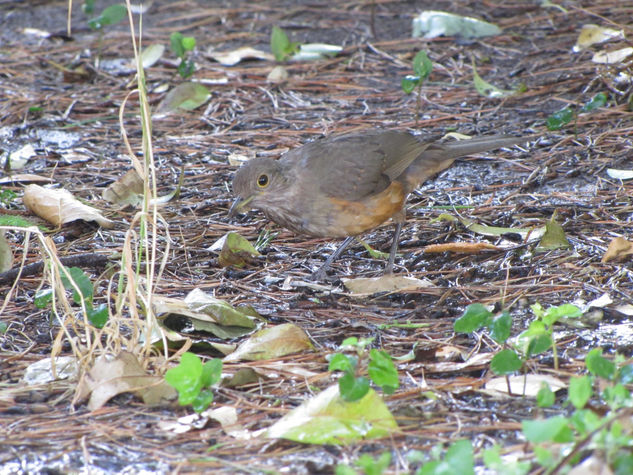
xmin=23 ymin=184 xmax=114 ymax=228
xmin=422 ymin=351 xmax=493 ymax=373
xmin=424 ymin=242 xmax=499 ymax=254
xmin=343 ymin=275 xmax=432 ymax=296
xmin=223 ymin=323 xmax=313 ymax=362
xmin=102 ymin=169 xmax=144 ymax=207
xmin=75 ymin=351 xmax=176 ymax=411
xmin=602 ymin=237 xmax=633 ymax=263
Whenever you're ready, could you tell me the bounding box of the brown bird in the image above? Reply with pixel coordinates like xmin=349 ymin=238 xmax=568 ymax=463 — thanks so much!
xmin=230 ymin=129 xmax=531 ymax=279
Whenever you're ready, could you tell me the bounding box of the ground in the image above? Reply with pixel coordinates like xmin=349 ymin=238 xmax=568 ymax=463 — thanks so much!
xmin=1 ymin=0 xmax=632 ymax=473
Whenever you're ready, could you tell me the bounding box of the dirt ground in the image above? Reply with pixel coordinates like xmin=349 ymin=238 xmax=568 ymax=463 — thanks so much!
xmin=1 ymin=0 xmax=632 ymax=473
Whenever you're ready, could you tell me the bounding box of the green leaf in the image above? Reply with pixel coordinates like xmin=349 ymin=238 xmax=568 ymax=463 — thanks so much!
xmin=0 ymin=214 xmax=40 ymax=228
xmin=266 ymin=385 xmax=398 ymax=444
xmin=157 ymin=82 xmax=210 ymax=113
xmin=328 ymin=353 xmax=356 ymax=373
xmin=581 ymin=92 xmax=607 ymax=112
xmin=200 ymin=358 xmax=223 ymax=388
xmin=177 ymin=60 xmax=195 ymax=79
xmin=412 ymin=51 xmax=432 ymax=79
xmin=453 ymin=303 xmax=493 ymax=333
xmin=522 ymin=416 xmax=572 ymax=443
xmin=340 ymin=337 xmax=359 ymax=348
xmin=401 ymin=75 xmax=420 ymax=94
xmin=614 ymin=453 xmax=633 ymax=475
xmin=165 ymin=352 xmax=204 ymax=406
xmin=100 ymin=4 xmax=126 ymax=25
xmin=356 ymin=452 xmax=391 ymax=475
xmin=530 ymin=302 xmax=545 ymax=319
xmin=181 ymin=36 xmax=196 ymax=51
xmin=418 ymin=440 xmax=474 ymax=475
xmin=335 ymin=465 xmax=358 ymax=475
xmin=0 ymin=321 xmax=7 ymax=334
xmin=82 ymin=0 xmax=95 ymax=15
xmin=568 ymin=375 xmax=592 ymax=409
xmin=192 ymin=388 xmax=214 ymax=413
xmin=472 ymin=60 xmax=515 ymax=99
xmin=88 ymin=4 xmax=126 ymax=29
xmin=586 ymin=348 xmax=616 ymax=379
xmin=368 ymin=349 xmax=399 ymax=392
xmin=546 ymin=107 xmax=574 ymax=131
xmin=271 ymin=26 xmax=292 ymax=61
xmin=339 ymin=372 xmax=370 ymax=402
xmin=570 ymin=408 xmax=600 ymax=435
xmin=533 ymin=446 xmax=555 ymax=469
xmin=536 ymin=383 xmax=555 ymax=408
xmin=542 ymin=303 xmax=582 ymax=325
xmin=618 ymin=364 xmax=633 ymax=384
xmin=87 ymin=303 xmax=108 ymax=328
xmin=34 ymin=288 xmax=54 ymax=309
xmin=490 ymin=311 xmax=511 ymax=343
xmin=603 ymin=384 xmax=630 ymax=407
xmin=526 ymin=333 xmax=552 ymax=357
xmin=445 ymin=440 xmax=474 ymax=474
xmin=218 ymin=232 xmax=262 ymax=268
xmin=358 ymin=239 xmax=390 ymax=259
xmin=537 ymin=213 xmax=571 ymax=251
xmin=60 ymin=266 xmax=94 ymax=305
xmin=490 ymin=349 xmax=522 ymax=374
xmin=170 ymin=32 xmax=185 ymax=58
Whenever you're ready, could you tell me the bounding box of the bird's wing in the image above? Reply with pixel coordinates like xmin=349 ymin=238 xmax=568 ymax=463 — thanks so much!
xmin=281 ymin=130 xmax=426 ymax=201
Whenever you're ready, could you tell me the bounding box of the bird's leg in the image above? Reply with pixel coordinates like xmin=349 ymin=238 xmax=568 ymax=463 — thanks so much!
xmin=311 ymin=236 xmax=355 ymax=281
xmin=385 ymin=209 xmax=405 ymax=274
xmin=385 ymin=221 xmax=402 ymax=274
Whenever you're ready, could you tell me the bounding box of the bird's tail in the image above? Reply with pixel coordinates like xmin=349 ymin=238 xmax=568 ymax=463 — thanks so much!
xmin=402 ymin=134 xmax=535 ymax=192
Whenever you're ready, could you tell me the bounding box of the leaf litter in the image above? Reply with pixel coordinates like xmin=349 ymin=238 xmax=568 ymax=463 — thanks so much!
xmin=1 ymin=0 xmax=633 ymax=473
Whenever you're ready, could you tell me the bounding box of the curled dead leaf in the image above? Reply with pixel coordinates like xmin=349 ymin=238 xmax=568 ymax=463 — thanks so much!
xmin=75 ymin=351 xmax=176 ymax=411
xmin=602 ymin=236 xmax=633 ymax=263
xmin=23 ymin=184 xmax=114 ymax=228
xmin=102 ymin=169 xmax=144 ymax=207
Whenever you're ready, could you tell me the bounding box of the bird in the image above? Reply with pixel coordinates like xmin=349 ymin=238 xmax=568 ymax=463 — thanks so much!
xmin=230 ymin=129 xmax=532 ymax=279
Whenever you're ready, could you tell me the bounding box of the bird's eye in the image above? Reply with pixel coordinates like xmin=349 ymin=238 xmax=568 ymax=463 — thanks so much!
xmin=257 ymin=174 xmax=269 ymax=188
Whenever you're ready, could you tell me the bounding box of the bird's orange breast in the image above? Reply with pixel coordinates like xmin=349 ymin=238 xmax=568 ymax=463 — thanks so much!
xmin=325 ymin=181 xmax=406 ymax=236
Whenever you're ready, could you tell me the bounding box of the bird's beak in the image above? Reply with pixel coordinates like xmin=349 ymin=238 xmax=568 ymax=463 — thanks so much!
xmin=229 ymin=195 xmax=255 ymax=217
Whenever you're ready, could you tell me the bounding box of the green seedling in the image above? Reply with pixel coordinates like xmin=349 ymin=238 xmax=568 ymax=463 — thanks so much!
xmin=165 ymin=352 xmax=222 ymax=413
xmin=327 ymin=337 xmax=399 ymax=402
xmin=34 ymin=266 xmax=108 ymax=328
xmin=546 ymin=92 xmax=607 ymax=131
xmin=401 ymin=50 xmax=433 ymax=124
xmin=413 ymin=439 xmax=474 ymax=475
xmin=170 ymin=32 xmax=197 ymax=78
xmin=86 ymin=3 xmax=127 ymax=66
xmin=336 ymin=451 xmax=392 ymax=475
xmin=454 ymin=302 xmax=581 ymax=374
xmin=521 ymin=351 xmax=633 ymax=473
xmin=270 ymin=26 xmax=300 ymax=61
xmin=87 ymin=3 xmax=126 ymax=31
xmin=82 ymin=0 xmax=95 ymax=15
xmin=0 ymin=189 xmax=17 ymax=207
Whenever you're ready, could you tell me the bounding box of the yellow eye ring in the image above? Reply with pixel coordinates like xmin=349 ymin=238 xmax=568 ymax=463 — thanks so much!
xmin=257 ymin=174 xmax=269 ymax=188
